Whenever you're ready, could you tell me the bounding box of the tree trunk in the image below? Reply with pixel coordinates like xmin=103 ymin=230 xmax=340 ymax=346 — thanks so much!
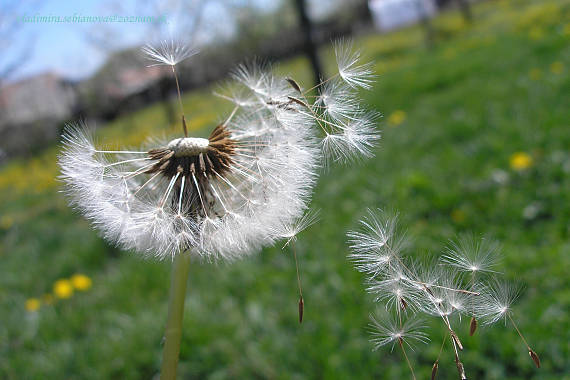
xmin=294 ymin=0 xmax=324 ymax=88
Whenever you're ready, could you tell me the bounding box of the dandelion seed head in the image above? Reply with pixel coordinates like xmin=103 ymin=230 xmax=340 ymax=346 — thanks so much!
xmin=60 ymin=48 xmax=379 ymax=261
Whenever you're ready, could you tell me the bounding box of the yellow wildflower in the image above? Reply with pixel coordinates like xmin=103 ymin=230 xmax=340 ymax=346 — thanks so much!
xmin=451 ymin=209 xmax=466 ymax=224
xmin=0 ymin=215 xmax=13 ymax=229
xmin=387 ymin=110 xmax=406 ymax=127
xmin=528 ymin=27 xmax=544 ymax=40
xmin=528 ymin=68 xmax=542 ymax=80
xmin=25 ymin=298 xmax=41 ymax=312
xmin=510 ymin=152 xmax=533 ymax=171
xmin=71 ymin=274 xmax=92 ymax=291
xmin=550 ymin=61 xmax=563 ymax=74
xmin=563 ymin=24 xmax=570 ymax=36
xmin=53 ymin=279 xmax=74 ymax=299
xmin=42 ymin=294 xmax=54 ymax=305
xmin=444 ymin=48 xmax=456 ymax=60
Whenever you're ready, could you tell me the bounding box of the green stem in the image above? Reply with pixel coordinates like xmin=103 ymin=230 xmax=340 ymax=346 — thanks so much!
xmin=160 ymin=252 xmax=191 ymax=380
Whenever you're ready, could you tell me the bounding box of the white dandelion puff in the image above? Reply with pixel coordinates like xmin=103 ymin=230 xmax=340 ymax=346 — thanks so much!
xmin=59 ymin=44 xmax=379 ymax=261
xmin=142 ymin=40 xmax=198 ymax=67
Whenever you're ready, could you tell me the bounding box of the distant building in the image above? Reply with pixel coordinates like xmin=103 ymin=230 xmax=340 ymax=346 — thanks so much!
xmin=0 ymin=72 xmax=77 ymax=127
xmin=104 ymin=66 xmax=169 ymax=99
xmin=368 ymin=0 xmax=437 ymax=31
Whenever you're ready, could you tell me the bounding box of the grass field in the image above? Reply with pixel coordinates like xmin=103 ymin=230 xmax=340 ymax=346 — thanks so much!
xmin=1 ymin=0 xmax=569 ymax=378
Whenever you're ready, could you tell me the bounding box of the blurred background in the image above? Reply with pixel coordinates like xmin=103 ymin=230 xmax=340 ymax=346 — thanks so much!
xmin=0 ymin=0 xmax=568 ymax=379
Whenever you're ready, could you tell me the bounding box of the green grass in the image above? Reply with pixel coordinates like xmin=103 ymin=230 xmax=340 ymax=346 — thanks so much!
xmin=1 ymin=0 xmax=569 ymax=378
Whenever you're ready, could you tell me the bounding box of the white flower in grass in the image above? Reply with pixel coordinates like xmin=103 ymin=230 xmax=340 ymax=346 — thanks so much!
xmin=59 ymin=41 xmax=379 ymax=261
xmin=369 ymin=313 xmax=429 ymax=351
xmin=142 ymin=40 xmax=198 ymax=67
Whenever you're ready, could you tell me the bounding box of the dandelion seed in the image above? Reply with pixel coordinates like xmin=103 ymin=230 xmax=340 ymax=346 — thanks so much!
xmin=142 ymin=40 xmax=198 ymax=67
xmin=431 ymin=360 xmax=439 ymax=380
xmin=334 ymin=40 xmax=375 ymax=89
xmin=315 ymin=78 xmax=361 ymax=122
xmin=349 ymin=209 xmax=540 ymax=376
xmin=455 ymin=357 xmax=467 ymax=380
xmin=469 ymin=316 xmax=478 ymax=336
xmin=277 ymin=209 xmax=320 ymax=248
xmin=441 ymin=235 xmax=500 ymax=275
xmin=529 ymin=349 xmax=541 ymax=368
xmin=369 ymin=313 xmax=429 ymax=351
xmin=347 ymin=209 xmax=406 ymax=277
xmin=477 ymin=280 xmax=520 ymax=324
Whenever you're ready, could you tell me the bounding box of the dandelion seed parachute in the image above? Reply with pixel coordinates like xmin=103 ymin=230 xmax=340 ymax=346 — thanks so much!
xmin=59 ymin=40 xmax=380 ymax=261
xmin=369 ymin=313 xmax=429 ymax=351
xmin=441 ymin=234 xmax=501 ymax=275
xmin=141 ymin=40 xmax=198 ymax=67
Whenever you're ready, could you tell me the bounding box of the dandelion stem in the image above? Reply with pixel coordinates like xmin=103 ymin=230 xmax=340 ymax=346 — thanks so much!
xmin=301 ymin=73 xmax=339 ymax=95
xmin=509 ymin=314 xmax=541 ymax=368
xmin=398 ymin=339 xmax=416 ymax=380
xmin=171 ymin=65 xmax=188 ymax=137
xmin=160 ymin=252 xmax=191 ymax=380
xmin=291 ymin=241 xmax=304 ymax=323
xmin=507 ymin=314 xmax=530 ymax=349
xmin=437 ymin=332 xmax=447 ymax=362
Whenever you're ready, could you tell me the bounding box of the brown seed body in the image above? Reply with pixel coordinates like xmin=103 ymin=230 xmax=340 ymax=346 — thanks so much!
xmin=431 ymin=360 xmax=439 ymax=380
xmin=469 ymin=316 xmax=478 ymax=336
xmin=298 ymin=296 xmax=304 ymax=324
xmin=529 ymin=349 xmax=541 ymax=368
